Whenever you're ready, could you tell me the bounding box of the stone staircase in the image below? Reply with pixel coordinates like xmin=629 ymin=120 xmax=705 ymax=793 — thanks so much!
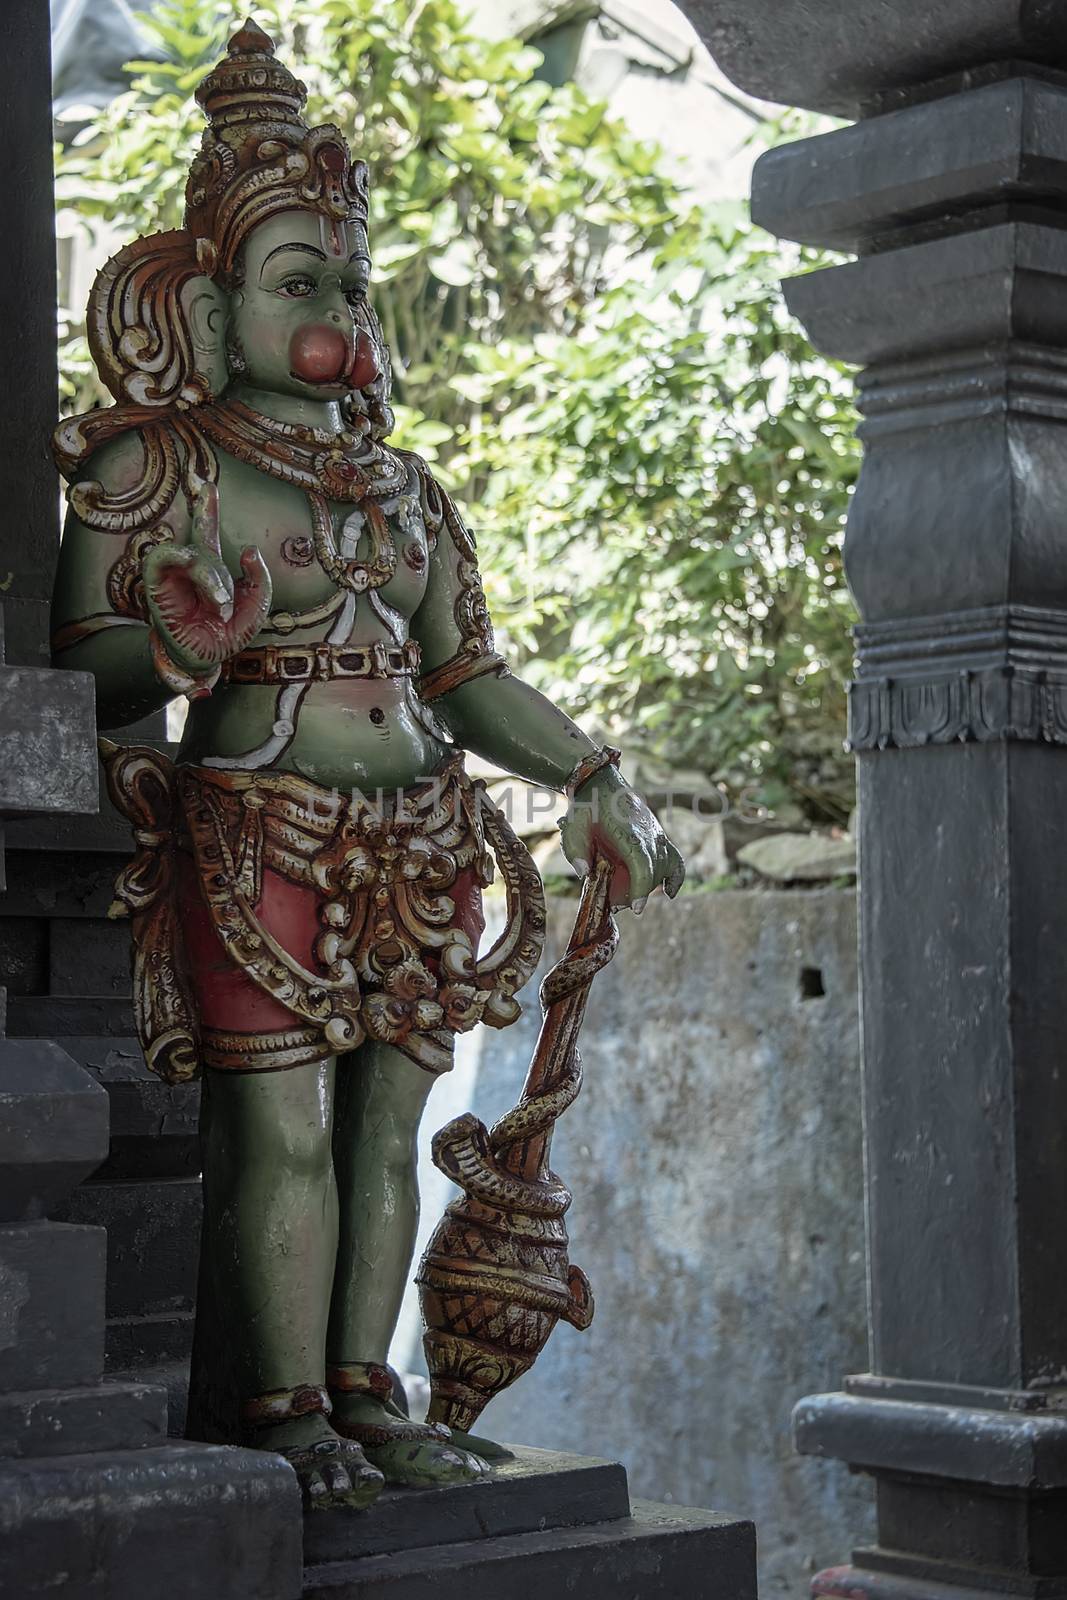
xmin=300 ymin=1445 xmax=755 ymax=1599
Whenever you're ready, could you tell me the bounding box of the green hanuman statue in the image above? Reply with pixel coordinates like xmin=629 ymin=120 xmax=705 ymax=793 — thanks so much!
xmin=52 ymin=22 xmax=684 ymax=1511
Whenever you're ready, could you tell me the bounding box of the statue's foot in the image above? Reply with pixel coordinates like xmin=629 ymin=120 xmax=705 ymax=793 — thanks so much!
xmin=255 ymin=1414 xmax=385 ymax=1511
xmin=447 ymin=1428 xmax=515 ymax=1463
xmin=331 ymin=1395 xmax=491 ymax=1488
xmin=327 ymin=1362 xmax=491 ymax=1489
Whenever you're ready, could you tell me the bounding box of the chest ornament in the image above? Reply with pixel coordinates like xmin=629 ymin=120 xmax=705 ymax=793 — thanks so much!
xmin=193 ymin=399 xmax=405 ymax=597
xmin=309 ymin=493 xmax=395 ymax=594
xmin=280 ymin=535 xmax=314 ymax=568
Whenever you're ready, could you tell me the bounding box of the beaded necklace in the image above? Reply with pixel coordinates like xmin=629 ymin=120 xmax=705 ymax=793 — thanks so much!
xmin=195 ymin=398 xmax=407 ymax=596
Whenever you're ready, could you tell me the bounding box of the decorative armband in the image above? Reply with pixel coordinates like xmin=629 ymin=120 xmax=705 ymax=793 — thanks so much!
xmin=564 ymin=745 xmax=622 ymax=799
xmin=418 ymin=648 xmax=509 ymax=704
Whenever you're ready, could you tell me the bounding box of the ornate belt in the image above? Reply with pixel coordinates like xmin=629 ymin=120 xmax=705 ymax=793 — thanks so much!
xmin=220 ymin=640 xmax=421 ymax=685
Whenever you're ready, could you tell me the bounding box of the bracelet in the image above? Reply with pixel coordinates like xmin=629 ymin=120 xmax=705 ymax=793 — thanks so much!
xmin=149 ymin=627 xmax=220 ymax=701
xmin=564 ymin=745 xmax=621 ymax=799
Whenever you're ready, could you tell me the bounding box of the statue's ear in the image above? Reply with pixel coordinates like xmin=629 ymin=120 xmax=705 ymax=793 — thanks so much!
xmin=180 ymin=274 xmax=229 ymax=400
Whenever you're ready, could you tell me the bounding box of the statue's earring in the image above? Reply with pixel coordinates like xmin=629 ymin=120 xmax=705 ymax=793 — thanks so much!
xmin=226 ymin=335 xmax=248 ymax=378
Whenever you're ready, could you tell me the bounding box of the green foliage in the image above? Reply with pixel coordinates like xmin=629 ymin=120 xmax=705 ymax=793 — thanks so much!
xmin=458 ymin=206 xmax=859 ymax=823
xmin=56 ymin=0 xmax=680 ymax=424
xmin=55 ymin=0 xmax=859 ymax=821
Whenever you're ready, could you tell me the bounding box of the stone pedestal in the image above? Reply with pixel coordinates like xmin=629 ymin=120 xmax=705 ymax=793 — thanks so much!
xmin=677 ymin=4 xmax=1067 ymax=1597
xmin=1 ymin=1445 xmax=299 ymax=1599
xmin=301 ymin=1446 xmax=756 ymax=1600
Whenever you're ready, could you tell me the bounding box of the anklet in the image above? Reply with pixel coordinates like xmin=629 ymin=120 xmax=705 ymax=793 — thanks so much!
xmin=240 ymin=1382 xmax=332 ymax=1427
xmin=327 ymin=1361 xmax=451 ymax=1447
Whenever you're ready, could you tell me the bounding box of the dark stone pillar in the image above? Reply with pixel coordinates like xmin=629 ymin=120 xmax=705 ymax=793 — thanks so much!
xmin=679 ymin=3 xmax=1067 ymax=1596
xmin=3 ymin=0 xmax=64 ymax=670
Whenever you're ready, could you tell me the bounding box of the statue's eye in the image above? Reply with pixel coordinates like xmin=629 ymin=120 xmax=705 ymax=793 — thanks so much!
xmin=277 ymin=275 xmax=317 ymax=298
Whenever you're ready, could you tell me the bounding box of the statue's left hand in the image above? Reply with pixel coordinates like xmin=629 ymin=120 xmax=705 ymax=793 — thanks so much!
xmin=559 ymin=766 xmax=685 ymax=911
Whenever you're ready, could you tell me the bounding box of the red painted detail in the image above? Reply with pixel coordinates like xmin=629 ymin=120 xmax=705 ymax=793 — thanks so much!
xmin=178 ymin=852 xmax=485 ymax=1043
xmin=448 ymin=864 xmax=486 ymax=952
xmin=281 ymin=535 xmax=314 ymax=567
xmin=288 ymin=323 xmax=380 ymax=390
xmin=589 ymin=824 xmax=630 ymax=908
xmin=180 ymin=852 xmax=326 ymax=1032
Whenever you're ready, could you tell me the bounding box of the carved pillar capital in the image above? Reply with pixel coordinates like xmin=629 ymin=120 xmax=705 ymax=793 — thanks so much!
xmin=678 ymin=1 xmax=1067 ymax=116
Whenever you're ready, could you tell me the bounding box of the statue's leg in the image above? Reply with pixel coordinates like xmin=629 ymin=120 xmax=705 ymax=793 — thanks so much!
xmin=326 ymin=1038 xmax=489 ymax=1486
xmin=200 ymin=1058 xmax=384 ymax=1510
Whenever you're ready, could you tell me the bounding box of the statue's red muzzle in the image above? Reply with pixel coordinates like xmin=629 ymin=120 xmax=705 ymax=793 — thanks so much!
xmin=289 ymin=323 xmax=380 ymax=390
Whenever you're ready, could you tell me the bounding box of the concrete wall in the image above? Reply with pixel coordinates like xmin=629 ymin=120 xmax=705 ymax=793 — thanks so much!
xmin=401 ymin=888 xmax=874 ymax=1596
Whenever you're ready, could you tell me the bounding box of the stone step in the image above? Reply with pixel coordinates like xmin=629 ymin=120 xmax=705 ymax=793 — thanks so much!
xmin=56 ymin=1038 xmax=201 ymax=1182
xmin=4 ymin=745 xmax=170 ymax=853
xmin=0 ymin=1221 xmax=105 ymax=1390
xmin=105 ymin=1309 xmax=196 ymax=1373
xmin=58 ymin=1176 xmax=201 ymax=1319
xmin=0 ymin=1442 xmax=302 ymax=1600
xmin=110 ymin=1357 xmax=191 ymax=1438
xmin=302 ymin=1497 xmax=756 ymax=1600
xmin=303 ymin=1445 xmax=629 ymax=1567
xmin=0 ymin=663 xmax=97 ymax=817
xmin=0 ymin=1378 xmax=167 ymax=1458
xmin=7 ymin=994 xmax=136 ymax=1037
xmin=0 ymin=848 xmax=122 ymax=919
xmin=0 ymin=1038 xmax=109 ymax=1223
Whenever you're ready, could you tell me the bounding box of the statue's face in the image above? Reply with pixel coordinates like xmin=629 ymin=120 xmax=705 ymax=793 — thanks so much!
xmin=226 ymin=209 xmax=379 ymax=399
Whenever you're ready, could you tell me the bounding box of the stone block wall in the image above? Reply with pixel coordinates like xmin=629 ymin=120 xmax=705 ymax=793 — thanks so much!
xmin=1 ymin=775 xmax=201 ymax=1410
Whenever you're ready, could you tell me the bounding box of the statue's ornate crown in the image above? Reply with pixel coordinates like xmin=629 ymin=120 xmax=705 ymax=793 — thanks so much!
xmin=185 ymin=19 xmax=368 ymax=278
xmin=55 ymin=15 xmax=387 ymax=463
xmin=195 ymin=18 xmax=307 ymax=130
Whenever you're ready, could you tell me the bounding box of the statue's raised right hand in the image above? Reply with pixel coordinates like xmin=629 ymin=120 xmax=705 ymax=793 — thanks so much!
xmin=142 ymin=481 xmax=271 ymax=696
